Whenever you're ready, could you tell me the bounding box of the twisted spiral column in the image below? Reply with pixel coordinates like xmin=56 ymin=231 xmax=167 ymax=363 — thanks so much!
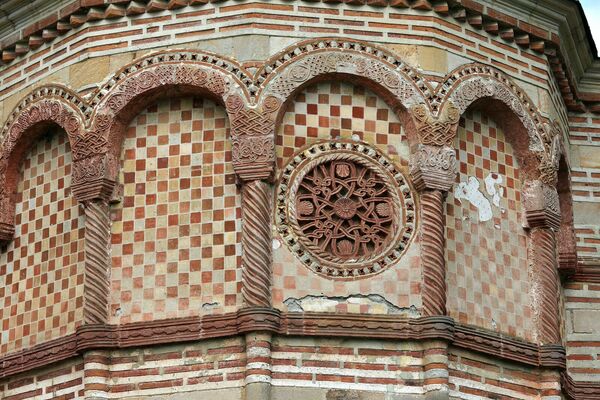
xmin=83 ymin=200 xmax=111 ymax=324
xmin=421 ymin=190 xmax=447 ymax=316
xmin=241 ymin=180 xmax=272 ymax=307
xmin=530 ymin=227 xmax=561 ymax=345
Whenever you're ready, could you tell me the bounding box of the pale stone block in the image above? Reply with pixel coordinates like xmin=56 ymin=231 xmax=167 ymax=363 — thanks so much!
xmin=573 ymin=202 xmax=600 ymax=224
xmin=418 ymin=46 xmax=447 ymax=74
xmin=578 ymin=146 xmax=600 ymax=168
xmin=70 ymin=56 xmax=111 ymax=90
xmin=109 ymin=52 xmax=136 ymax=76
xmin=233 ymin=35 xmax=271 ymax=61
xmin=273 ymin=386 xmax=325 ymax=400
xmin=38 ymin=67 xmax=70 ymax=87
xmin=573 ymin=310 xmax=600 ymax=333
xmin=382 ymin=44 xmax=419 ymax=68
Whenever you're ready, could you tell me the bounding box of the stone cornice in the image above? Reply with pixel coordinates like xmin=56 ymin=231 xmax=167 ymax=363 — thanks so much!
xmin=0 ymin=0 xmax=597 ymax=112
xmin=0 ymin=310 xmax=565 ymax=379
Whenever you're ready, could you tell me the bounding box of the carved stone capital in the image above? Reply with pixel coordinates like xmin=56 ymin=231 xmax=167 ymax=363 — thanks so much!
xmin=71 ymin=155 xmax=117 ymax=203
xmin=0 ymin=192 xmax=13 ymax=242
xmin=523 ymin=180 xmax=560 ymax=230
xmin=411 ymin=103 xmax=460 ymax=147
xmin=230 ymin=96 xmax=277 ymax=182
xmin=409 ymin=144 xmax=457 ymax=192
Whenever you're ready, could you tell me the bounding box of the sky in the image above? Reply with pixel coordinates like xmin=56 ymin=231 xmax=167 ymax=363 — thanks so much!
xmin=580 ymin=0 xmax=600 ymax=55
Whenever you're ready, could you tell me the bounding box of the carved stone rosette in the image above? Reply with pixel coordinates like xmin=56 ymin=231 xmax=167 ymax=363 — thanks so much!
xmin=524 ymin=180 xmax=562 ymax=345
xmin=276 ymin=140 xmax=416 ymax=279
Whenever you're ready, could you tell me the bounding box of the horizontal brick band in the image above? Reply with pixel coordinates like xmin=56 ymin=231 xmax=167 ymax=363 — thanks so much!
xmin=0 ymin=308 xmax=565 ymax=380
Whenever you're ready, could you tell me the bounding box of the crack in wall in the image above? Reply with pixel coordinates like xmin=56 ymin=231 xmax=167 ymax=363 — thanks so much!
xmin=284 ymin=294 xmax=421 ymax=317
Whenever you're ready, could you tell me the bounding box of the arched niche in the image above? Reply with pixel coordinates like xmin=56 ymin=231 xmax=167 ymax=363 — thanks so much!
xmin=271 ymin=77 xmax=421 ymax=316
xmin=0 ymin=126 xmax=85 ymax=355
xmin=108 ymin=94 xmax=242 ymax=324
xmin=0 ymin=87 xmax=87 ymax=241
xmin=257 ymin=38 xmax=434 ymax=148
xmin=445 ymin=100 xmax=536 ymax=342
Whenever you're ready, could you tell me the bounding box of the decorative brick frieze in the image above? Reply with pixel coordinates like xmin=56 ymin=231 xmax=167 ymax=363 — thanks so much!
xmin=0 ymin=310 xmax=572 ymax=381
xmin=0 ymin=0 xmax=593 ymax=113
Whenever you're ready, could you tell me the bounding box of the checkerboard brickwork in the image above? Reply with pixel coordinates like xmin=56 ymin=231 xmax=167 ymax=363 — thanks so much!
xmin=273 ymin=81 xmax=421 ymax=313
xmin=0 ymin=132 xmax=85 ymax=355
xmin=445 ymin=110 xmax=532 ymax=341
xmin=110 ymin=97 xmax=242 ymax=324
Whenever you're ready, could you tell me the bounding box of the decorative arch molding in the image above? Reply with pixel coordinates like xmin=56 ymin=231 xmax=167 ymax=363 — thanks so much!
xmin=0 ymin=85 xmax=87 ymax=242
xmin=435 ymin=63 xmax=564 ymax=185
xmin=84 ymin=50 xmax=255 ymax=192
xmin=255 ymin=38 xmax=436 ymax=153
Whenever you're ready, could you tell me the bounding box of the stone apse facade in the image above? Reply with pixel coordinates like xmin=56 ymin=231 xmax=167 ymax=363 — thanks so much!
xmin=0 ymin=0 xmax=599 ymax=399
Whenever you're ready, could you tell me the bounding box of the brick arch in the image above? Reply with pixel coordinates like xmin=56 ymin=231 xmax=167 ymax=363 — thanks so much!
xmin=256 ymin=38 xmax=433 ymax=148
xmin=437 ymin=64 xmax=555 ymax=181
xmin=0 ymin=85 xmax=87 ymax=242
xmin=84 ymin=50 xmax=254 ymax=192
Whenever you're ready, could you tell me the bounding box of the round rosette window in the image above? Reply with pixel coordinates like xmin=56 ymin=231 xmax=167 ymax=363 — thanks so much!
xmin=276 ymin=141 xmax=416 ymax=279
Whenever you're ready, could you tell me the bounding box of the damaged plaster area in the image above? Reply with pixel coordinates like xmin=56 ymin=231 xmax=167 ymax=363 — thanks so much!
xmin=454 ymin=173 xmax=505 ymax=222
xmin=284 ymin=294 xmax=421 ymax=317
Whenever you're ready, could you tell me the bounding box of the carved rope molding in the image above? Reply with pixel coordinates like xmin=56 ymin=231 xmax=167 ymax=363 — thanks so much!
xmin=0 ymin=310 xmax=567 ymax=380
xmin=523 ymin=180 xmax=562 ymax=345
xmin=241 ymin=180 xmax=272 ymax=307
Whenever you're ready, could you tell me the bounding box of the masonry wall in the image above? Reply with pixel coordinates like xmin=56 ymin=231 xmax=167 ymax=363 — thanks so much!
xmin=446 ymin=110 xmax=532 ymax=342
xmin=0 ymin=130 xmax=85 ymax=355
xmin=0 ymin=0 xmax=597 ymax=399
xmin=110 ymin=95 xmax=242 ymax=323
xmin=273 ymin=81 xmax=421 ymax=315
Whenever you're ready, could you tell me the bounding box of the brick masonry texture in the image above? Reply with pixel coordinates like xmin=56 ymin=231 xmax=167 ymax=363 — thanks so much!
xmin=0 ymin=357 xmax=84 ymax=400
xmin=273 ymin=81 xmax=422 ymax=314
xmin=448 ymin=348 xmax=555 ymax=399
xmin=0 ymin=0 xmax=598 ymax=397
xmin=0 ymin=130 xmax=85 ymax=355
xmin=564 ymin=282 xmax=600 ymax=382
xmin=445 ymin=110 xmax=532 ymax=342
xmin=110 ymin=96 xmax=242 ymax=324
xmin=270 ymin=336 xmax=425 ymax=394
xmin=94 ymin=337 xmax=245 ymax=397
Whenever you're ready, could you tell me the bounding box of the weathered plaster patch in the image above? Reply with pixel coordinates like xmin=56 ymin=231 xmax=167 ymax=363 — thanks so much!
xmin=284 ymin=294 xmax=421 ymax=317
xmin=455 ymin=173 xmax=506 ymax=222
xmin=484 ymin=173 xmax=504 ymax=207
xmin=454 ymin=176 xmax=493 ymax=221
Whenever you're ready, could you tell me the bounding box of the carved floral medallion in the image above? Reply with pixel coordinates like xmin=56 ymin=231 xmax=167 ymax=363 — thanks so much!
xmin=276 ymin=140 xmax=416 ymax=279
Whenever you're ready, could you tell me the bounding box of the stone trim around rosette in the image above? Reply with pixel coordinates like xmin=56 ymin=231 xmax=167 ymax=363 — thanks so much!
xmin=88 ymin=50 xmax=253 ymax=186
xmin=523 ymin=180 xmax=561 ymax=231
xmin=276 ymin=140 xmax=417 ymax=279
xmin=0 ymin=85 xmax=88 ymax=243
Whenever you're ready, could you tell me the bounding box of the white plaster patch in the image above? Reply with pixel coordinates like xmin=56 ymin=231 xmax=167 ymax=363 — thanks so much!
xmin=484 ymin=172 xmax=504 ymax=207
xmin=454 ymin=176 xmax=493 ymax=222
xmin=455 ymin=173 xmax=506 ymax=222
